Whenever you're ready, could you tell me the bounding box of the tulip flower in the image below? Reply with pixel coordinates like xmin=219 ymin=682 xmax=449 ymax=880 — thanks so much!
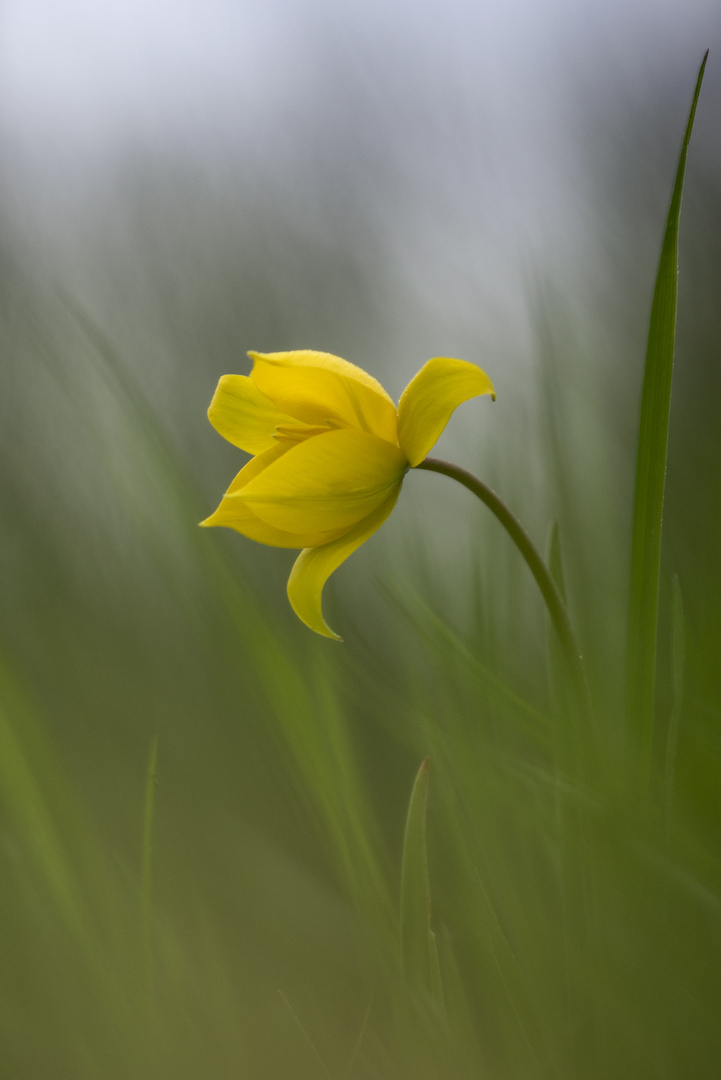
xmin=201 ymin=350 xmax=495 ymax=639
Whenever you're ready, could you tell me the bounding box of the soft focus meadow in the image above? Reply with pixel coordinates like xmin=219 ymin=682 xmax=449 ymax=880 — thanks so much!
xmin=1 ymin=3 xmax=721 ymax=1077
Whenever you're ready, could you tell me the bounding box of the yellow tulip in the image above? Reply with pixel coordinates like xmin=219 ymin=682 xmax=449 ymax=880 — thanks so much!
xmin=201 ymin=350 xmax=495 ymax=639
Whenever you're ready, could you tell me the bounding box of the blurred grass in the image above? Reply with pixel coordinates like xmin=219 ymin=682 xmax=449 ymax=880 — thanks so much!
xmin=1 ymin=65 xmax=721 ymax=1080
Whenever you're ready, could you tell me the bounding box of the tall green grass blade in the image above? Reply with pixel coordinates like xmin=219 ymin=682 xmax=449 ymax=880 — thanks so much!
xmin=625 ymin=53 xmax=707 ymax=793
xmin=664 ymin=575 xmax=685 ymax=827
xmin=400 ymin=759 xmax=443 ymax=1006
xmin=547 ymin=520 xmax=571 ymax=723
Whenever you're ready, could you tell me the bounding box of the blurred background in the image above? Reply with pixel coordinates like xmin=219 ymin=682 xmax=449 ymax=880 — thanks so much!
xmin=0 ymin=1 xmax=720 ymax=1077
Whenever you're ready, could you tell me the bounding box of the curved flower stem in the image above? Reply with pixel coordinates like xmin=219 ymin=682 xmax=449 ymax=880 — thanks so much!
xmin=416 ymin=457 xmax=593 ymax=726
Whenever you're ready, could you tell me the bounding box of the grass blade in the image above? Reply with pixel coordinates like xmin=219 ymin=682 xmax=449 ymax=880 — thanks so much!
xmin=664 ymin=575 xmax=686 ymax=827
xmin=625 ymin=52 xmax=707 ymax=793
xmin=400 ymin=759 xmax=443 ymax=1005
xmin=547 ymin=520 xmax=570 ymax=722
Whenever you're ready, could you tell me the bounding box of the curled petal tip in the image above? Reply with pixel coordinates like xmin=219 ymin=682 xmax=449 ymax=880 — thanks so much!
xmin=287 ymin=546 xmax=344 ymax=641
xmin=398 ymin=357 xmax=495 ymax=466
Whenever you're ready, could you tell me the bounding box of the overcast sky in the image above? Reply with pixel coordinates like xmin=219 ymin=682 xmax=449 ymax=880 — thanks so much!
xmin=0 ymin=0 xmax=717 ymax=391
xmin=1 ymin=0 xmax=716 ymax=150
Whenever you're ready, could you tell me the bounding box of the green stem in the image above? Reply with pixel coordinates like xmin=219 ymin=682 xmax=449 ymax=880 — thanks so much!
xmin=416 ymin=457 xmax=592 ymax=724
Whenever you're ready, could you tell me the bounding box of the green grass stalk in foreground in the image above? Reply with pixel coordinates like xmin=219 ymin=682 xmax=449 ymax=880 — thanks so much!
xmin=625 ymin=52 xmax=707 ymax=794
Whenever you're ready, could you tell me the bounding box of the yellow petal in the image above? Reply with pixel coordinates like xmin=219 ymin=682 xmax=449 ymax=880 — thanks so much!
xmin=200 ymin=442 xmax=349 ymax=547
xmin=397 ymin=357 xmax=496 ymax=467
xmin=234 ymin=427 xmax=407 ymax=534
xmin=222 ymin=442 xmax=290 ymax=493
xmin=287 ymin=487 xmax=402 ymax=640
xmin=200 ymin=501 xmax=348 ymax=548
xmin=208 ymin=374 xmax=314 ymax=455
xmin=249 ymin=350 xmax=398 ymax=444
